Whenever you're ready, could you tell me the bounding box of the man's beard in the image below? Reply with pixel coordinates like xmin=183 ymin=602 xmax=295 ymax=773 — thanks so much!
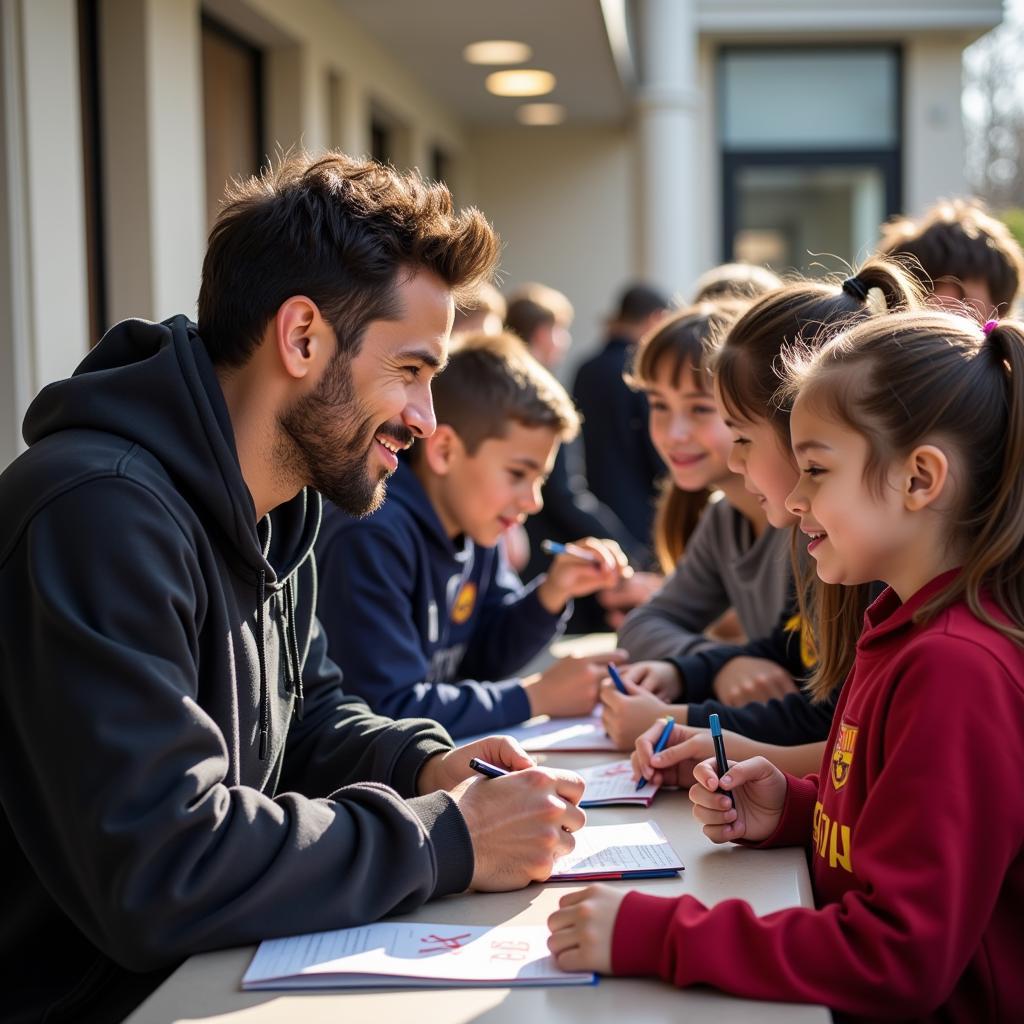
xmin=277 ymin=350 xmax=409 ymax=517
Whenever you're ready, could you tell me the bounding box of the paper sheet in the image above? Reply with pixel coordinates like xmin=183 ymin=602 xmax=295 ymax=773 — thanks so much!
xmin=460 ymin=706 xmax=618 ymax=752
xmin=578 ymin=759 xmax=659 ymax=806
xmin=242 ymin=922 xmax=594 ymax=990
xmin=550 ymin=820 xmax=683 ymax=880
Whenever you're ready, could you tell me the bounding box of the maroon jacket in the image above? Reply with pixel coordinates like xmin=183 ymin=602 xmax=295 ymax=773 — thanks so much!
xmin=612 ymin=571 xmax=1024 ymax=1022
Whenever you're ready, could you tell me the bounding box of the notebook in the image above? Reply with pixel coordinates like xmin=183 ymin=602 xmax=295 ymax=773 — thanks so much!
xmin=550 ymin=820 xmax=683 ymax=881
xmin=460 ymin=706 xmax=617 ymax=753
xmin=578 ymin=759 xmax=660 ymax=807
xmin=242 ymin=922 xmax=595 ymax=991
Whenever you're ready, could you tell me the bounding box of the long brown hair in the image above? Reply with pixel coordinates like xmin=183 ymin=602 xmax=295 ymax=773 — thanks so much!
xmin=782 ymin=310 xmax=1024 ymax=697
xmin=626 ymin=302 xmax=742 ymax=572
xmin=709 ymin=256 xmax=925 ymax=697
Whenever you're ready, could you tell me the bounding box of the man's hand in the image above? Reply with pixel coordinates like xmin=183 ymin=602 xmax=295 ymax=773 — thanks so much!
xmin=536 ymin=538 xmax=630 ymax=614
xmin=452 ymin=766 xmax=587 ymax=891
xmin=417 ymin=735 xmax=534 ymax=795
xmin=712 ymin=656 xmax=799 ymax=706
xmin=546 ymin=884 xmax=626 ymax=974
xmin=523 ymin=649 xmax=628 ymax=718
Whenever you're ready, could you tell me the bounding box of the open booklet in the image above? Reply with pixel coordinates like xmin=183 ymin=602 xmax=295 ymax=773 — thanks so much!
xmin=242 ymin=923 xmax=595 ymax=991
xmin=550 ymin=820 xmax=683 ymax=881
xmin=459 ymin=705 xmax=618 ymax=753
xmin=578 ymin=759 xmax=660 ymax=807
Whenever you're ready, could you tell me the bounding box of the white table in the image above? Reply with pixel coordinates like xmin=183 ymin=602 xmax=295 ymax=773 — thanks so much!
xmin=126 ymin=746 xmax=827 ymax=1023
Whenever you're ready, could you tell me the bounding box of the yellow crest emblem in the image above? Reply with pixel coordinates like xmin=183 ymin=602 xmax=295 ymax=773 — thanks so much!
xmin=830 ymin=722 xmax=858 ymax=790
xmin=451 ymin=582 xmax=477 ymax=625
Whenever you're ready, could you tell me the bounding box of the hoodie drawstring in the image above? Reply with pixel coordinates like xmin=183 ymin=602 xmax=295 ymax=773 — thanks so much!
xmin=256 ymin=569 xmax=269 ymax=760
xmin=285 ymin=577 xmax=304 ymax=720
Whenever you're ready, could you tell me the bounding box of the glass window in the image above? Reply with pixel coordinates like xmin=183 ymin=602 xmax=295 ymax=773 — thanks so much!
xmin=722 ymin=49 xmax=898 ymax=151
xmin=732 ymin=164 xmax=887 ymax=273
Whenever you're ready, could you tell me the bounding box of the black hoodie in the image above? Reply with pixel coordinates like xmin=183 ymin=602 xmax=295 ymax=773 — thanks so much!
xmin=0 ymin=316 xmax=474 ymax=1023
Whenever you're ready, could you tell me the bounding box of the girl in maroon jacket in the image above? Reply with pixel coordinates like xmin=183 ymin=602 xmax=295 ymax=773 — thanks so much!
xmin=547 ymin=310 xmax=1024 ymax=1022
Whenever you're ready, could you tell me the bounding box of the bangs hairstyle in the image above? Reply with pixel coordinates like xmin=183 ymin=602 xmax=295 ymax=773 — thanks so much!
xmin=427 ymin=331 xmax=580 ymax=454
xmin=711 ymin=256 xmax=925 ymax=447
xmin=627 ymin=303 xmax=743 ymax=571
xmin=504 ymin=283 xmax=574 ymax=344
xmin=877 ymin=198 xmax=1024 ymax=311
xmin=781 ymin=310 xmax=1024 ymax=698
xmin=199 ymin=150 xmax=500 ymax=369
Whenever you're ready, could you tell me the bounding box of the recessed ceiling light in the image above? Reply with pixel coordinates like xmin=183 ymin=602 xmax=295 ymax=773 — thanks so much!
xmin=516 ymin=103 xmax=567 ymax=126
xmin=463 ymin=40 xmax=532 ymax=65
xmin=485 ymin=69 xmax=556 ymax=98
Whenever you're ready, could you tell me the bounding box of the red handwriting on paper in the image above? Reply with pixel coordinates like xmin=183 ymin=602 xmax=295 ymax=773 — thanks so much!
xmin=597 ymin=762 xmax=633 ymax=778
xmin=419 ymin=932 xmax=472 ymax=955
xmin=490 ymin=939 xmax=531 ymax=962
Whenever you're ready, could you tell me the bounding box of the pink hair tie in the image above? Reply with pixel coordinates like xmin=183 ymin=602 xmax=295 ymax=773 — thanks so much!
xmin=983 ymin=319 xmax=999 ymax=336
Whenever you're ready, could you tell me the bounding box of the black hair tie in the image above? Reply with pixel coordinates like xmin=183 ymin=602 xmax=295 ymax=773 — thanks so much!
xmin=841 ymin=276 xmax=869 ymax=302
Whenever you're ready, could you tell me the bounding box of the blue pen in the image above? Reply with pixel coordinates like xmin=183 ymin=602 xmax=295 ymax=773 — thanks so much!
xmin=539 ymin=538 xmax=602 ymax=566
xmin=469 ymin=757 xmax=509 ymax=779
xmin=607 ymin=662 xmax=629 ymax=695
xmin=709 ymin=713 xmax=736 ymax=807
xmin=636 ymin=715 xmax=675 ymax=791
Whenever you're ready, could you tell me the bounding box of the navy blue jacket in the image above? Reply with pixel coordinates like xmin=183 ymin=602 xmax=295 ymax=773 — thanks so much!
xmin=572 ymin=335 xmax=665 ymax=560
xmin=316 ymin=463 xmax=569 ymax=738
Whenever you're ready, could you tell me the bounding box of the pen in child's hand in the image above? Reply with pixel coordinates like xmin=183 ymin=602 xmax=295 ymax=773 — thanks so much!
xmin=607 ymin=662 xmax=629 ymax=695
xmin=540 ymin=539 xmax=602 ymax=566
xmin=709 ymin=713 xmax=735 ymax=807
xmin=636 ymin=715 xmax=675 ymax=791
xmin=469 ymin=757 xmax=510 ymax=780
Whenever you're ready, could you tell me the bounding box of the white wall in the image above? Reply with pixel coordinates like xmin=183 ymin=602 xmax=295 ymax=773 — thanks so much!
xmin=467 ymin=125 xmax=637 ymax=378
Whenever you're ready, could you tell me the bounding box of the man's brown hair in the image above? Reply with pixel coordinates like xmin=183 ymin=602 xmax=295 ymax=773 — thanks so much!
xmin=426 ymin=331 xmax=580 ymax=454
xmin=198 ymin=151 xmax=500 ymax=367
xmin=877 ymin=198 xmax=1024 ymax=311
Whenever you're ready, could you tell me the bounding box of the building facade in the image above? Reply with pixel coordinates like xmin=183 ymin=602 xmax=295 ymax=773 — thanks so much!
xmin=0 ymin=0 xmax=1002 ymax=466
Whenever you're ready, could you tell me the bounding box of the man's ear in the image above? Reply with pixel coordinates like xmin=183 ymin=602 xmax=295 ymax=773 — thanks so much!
xmin=421 ymin=425 xmax=463 ymax=477
xmin=903 ymin=444 xmax=950 ymax=511
xmin=274 ymin=296 xmax=332 ymax=381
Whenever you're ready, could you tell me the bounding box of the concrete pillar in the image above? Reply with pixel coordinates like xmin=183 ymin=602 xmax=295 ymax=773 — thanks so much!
xmin=635 ymin=0 xmax=700 ymax=295
xmin=101 ymin=0 xmax=205 ymax=324
xmin=0 ymin=0 xmax=90 ymax=466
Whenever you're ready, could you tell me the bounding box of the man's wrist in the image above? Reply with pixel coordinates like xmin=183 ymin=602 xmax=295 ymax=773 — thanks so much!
xmin=416 ymin=750 xmax=447 ymax=795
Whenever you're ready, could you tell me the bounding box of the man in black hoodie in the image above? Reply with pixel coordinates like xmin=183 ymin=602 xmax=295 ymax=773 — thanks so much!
xmin=0 ymin=153 xmax=586 ymax=1023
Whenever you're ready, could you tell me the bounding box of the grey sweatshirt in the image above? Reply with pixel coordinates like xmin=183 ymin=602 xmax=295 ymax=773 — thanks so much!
xmin=617 ymin=496 xmax=791 ymax=663
xmin=0 ymin=316 xmax=472 ymax=1024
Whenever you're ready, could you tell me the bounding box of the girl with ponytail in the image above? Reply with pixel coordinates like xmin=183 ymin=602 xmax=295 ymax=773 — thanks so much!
xmin=552 ymin=309 xmax=1024 ymax=1020
xmin=602 ymin=256 xmax=923 ymax=760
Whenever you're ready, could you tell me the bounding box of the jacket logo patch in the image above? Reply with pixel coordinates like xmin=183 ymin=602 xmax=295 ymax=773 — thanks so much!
xmin=830 ymin=721 xmax=858 ymax=790
xmin=451 ymin=582 xmax=477 ymax=625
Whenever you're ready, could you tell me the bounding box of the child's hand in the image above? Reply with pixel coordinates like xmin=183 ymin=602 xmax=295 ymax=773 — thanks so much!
xmin=689 ymin=755 xmax=788 ymax=844
xmin=631 ymin=722 xmax=762 ymax=790
xmin=524 ymin=650 xmax=628 ymax=718
xmin=546 ymin=884 xmax=626 ymax=974
xmin=620 ymin=659 xmax=683 ymax=702
xmin=598 ymin=671 xmax=677 ymax=750
xmin=595 ymin=571 xmax=663 ymax=621
xmin=712 ymin=656 xmax=799 ymax=706
xmin=536 ymin=538 xmax=630 ymax=614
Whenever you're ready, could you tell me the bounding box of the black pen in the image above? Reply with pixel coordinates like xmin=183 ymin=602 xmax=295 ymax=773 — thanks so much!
xmin=709 ymin=713 xmax=735 ymax=807
xmin=469 ymin=757 xmax=510 ymax=779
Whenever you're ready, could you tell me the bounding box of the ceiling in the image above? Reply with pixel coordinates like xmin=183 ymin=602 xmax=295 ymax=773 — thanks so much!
xmin=332 ymin=0 xmax=630 ymax=125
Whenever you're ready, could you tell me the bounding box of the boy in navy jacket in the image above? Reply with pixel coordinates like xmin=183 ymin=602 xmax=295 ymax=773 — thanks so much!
xmin=316 ymin=332 xmax=628 ymax=738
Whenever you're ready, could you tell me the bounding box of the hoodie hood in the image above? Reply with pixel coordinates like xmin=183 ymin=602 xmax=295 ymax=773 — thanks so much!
xmin=22 ymin=315 xmax=319 ymax=586
xmin=388 ymin=457 xmax=467 ymax=558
